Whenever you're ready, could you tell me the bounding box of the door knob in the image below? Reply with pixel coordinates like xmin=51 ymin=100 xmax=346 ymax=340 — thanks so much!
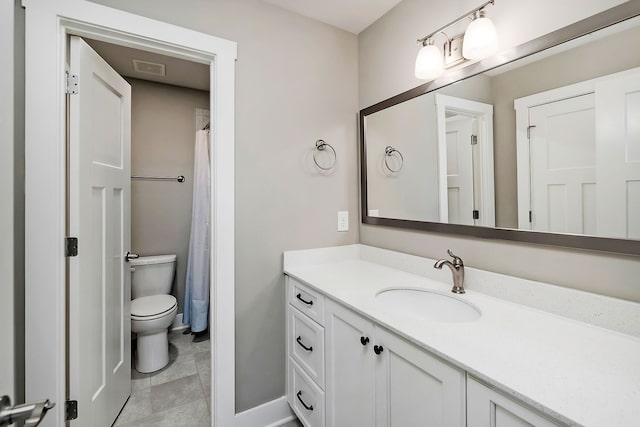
xmin=374 ymin=345 xmax=384 ymax=355
xmin=125 ymin=251 xmax=140 ymax=262
xmin=0 ymin=395 xmax=55 ymax=427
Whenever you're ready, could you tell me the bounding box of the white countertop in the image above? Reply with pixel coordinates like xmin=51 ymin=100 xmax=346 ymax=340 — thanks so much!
xmin=283 ymin=245 xmax=640 ymax=427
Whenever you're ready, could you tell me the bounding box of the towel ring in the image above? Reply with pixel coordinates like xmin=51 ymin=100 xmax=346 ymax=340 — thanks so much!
xmin=313 ymin=139 xmax=337 ymax=171
xmin=384 ymin=146 xmax=404 ymax=173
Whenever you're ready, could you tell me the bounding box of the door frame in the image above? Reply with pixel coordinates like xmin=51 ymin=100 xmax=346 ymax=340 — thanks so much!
xmin=23 ymin=1 xmax=236 ymax=426
xmin=435 ymin=94 xmax=495 ymax=226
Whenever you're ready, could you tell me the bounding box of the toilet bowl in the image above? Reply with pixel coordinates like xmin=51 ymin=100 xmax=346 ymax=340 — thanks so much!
xmin=130 ymin=254 xmax=178 ymax=373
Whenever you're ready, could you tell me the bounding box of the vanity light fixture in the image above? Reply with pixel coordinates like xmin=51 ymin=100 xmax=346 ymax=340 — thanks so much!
xmin=415 ymin=0 xmax=497 ymax=80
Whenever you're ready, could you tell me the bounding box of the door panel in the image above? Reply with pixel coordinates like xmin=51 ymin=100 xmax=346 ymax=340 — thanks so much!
xmin=595 ymin=71 xmax=640 ymax=239
xmin=529 ymin=94 xmax=596 ymax=234
xmin=69 ymin=36 xmax=131 ymax=426
xmin=446 ymin=116 xmax=474 ymax=225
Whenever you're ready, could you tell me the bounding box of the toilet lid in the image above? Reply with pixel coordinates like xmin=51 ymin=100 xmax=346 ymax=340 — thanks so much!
xmin=131 ymin=295 xmax=177 ymax=318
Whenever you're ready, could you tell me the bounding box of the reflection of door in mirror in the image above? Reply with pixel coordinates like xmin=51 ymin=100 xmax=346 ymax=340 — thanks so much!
xmin=445 ymin=115 xmax=474 ymax=225
xmin=515 ymin=67 xmax=640 ymax=238
xmin=435 ymin=95 xmax=495 ymax=227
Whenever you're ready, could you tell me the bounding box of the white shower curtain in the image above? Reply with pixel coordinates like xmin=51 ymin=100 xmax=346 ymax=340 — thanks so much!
xmin=183 ymin=129 xmax=211 ymax=333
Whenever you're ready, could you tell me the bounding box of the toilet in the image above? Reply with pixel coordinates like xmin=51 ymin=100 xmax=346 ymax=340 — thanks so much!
xmin=130 ymin=254 xmax=178 ymax=373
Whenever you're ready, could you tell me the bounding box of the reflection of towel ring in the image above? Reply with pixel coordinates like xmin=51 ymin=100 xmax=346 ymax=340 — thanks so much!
xmin=384 ymin=146 xmax=404 ymax=172
xmin=313 ymin=139 xmax=337 ymax=170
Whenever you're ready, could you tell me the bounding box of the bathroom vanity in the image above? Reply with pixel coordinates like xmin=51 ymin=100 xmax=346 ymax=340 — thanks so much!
xmin=284 ymin=245 xmax=640 ymax=427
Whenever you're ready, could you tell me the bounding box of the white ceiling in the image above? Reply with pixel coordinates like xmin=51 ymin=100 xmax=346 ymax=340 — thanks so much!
xmin=262 ymin=0 xmax=403 ymax=34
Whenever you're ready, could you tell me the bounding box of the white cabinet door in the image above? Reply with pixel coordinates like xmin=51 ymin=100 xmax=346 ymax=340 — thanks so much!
xmin=374 ymin=326 xmax=466 ymax=427
xmin=325 ymin=300 xmax=375 ymax=427
xmin=467 ymin=377 xmax=560 ymax=427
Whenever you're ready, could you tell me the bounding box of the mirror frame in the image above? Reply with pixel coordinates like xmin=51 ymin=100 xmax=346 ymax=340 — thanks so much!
xmin=360 ymin=1 xmax=640 ymax=256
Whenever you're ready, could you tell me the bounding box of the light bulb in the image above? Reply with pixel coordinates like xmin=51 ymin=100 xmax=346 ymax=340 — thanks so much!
xmin=414 ymin=41 xmax=444 ymax=80
xmin=462 ymin=12 xmax=498 ymax=60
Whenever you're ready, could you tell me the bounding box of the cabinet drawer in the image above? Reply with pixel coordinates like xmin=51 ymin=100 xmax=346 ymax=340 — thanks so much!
xmin=290 ymin=358 xmax=325 ymax=427
xmin=288 ymin=276 xmax=325 ymax=325
xmin=289 ymin=307 xmax=325 ymax=389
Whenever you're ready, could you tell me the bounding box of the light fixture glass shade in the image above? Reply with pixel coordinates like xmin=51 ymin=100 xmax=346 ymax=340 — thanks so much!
xmin=414 ymin=43 xmax=444 ymax=80
xmin=462 ymin=15 xmax=498 ymax=60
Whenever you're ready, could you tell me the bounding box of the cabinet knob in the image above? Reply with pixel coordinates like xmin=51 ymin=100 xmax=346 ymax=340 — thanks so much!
xmin=360 ymin=336 xmax=370 ymax=346
xmin=374 ymin=345 xmax=384 ymax=355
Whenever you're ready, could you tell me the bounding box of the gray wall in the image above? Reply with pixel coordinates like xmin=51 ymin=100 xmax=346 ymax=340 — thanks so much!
xmin=129 ymin=78 xmax=209 ymax=312
xmin=88 ymin=0 xmax=360 ymax=412
xmin=359 ymin=0 xmax=640 ymax=304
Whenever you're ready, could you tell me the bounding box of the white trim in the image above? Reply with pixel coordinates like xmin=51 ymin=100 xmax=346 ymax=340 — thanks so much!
xmin=434 ymin=94 xmax=495 ymax=227
xmin=23 ymin=1 xmax=236 ymax=426
xmin=513 ymin=66 xmax=640 ymax=230
xmin=0 ymin=0 xmax=16 ymax=401
xmin=235 ymin=396 xmax=296 ymax=427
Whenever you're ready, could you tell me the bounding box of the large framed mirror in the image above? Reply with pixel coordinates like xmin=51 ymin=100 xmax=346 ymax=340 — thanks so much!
xmin=360 ymin=1 xmax=640 ymax=256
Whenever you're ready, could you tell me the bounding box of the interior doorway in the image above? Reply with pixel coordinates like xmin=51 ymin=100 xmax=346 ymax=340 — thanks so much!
xmin=23 ymin=2 xmax=236 ymax=426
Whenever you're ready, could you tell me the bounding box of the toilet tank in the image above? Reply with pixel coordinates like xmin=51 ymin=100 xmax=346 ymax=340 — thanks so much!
xmin=130 ymin=254 xmax=177 ymax=299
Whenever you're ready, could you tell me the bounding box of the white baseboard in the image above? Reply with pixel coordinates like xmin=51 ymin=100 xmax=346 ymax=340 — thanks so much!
xmin=235 ymin=396 xmax=296 ymax=427
xmin=170 ymin=313 xmax=189 ymax=331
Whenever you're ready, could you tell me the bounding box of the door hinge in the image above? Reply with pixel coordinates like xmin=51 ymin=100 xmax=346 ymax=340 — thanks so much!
xmin=65 ymin=237 xmax=78 ymax=257
xmin=527 ymin=125 xmax=536 ymax=139
xmin=529 ymin=210 xmax=533 ymax=223
xmin=65 ymin=400 xmax=78 ymax=421
xmin=472 ymin=210 xmax=479 ymax=220
xmin=66 ymin=71 xmax=79 ymax=95
xmin=470 ymin=134 xmax=478 ymax=145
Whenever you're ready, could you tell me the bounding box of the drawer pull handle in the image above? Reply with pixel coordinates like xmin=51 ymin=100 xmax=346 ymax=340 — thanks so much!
xmin=374 ymin=345 xmax=384 ymax=355
xmin=360 ymin=336 xmax=370 ymax=346
xmin=296 ymin=293 xmax=313 ymax=306
xmin=296 ymin=391 xmax=314 ymax=411
xmin=296 ymin=336 xmax=313 ymax=352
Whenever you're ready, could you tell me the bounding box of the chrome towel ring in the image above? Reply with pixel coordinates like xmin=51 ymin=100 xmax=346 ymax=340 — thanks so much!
xmin=384 ymin=146 xmax=404 ymax=173
xmin=313 ymin=139 xmax=337 ymax=171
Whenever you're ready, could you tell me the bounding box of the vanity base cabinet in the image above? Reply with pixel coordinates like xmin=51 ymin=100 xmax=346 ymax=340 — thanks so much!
xmin=467 ymin=377 xmax=561 ymax=427
xmin=325 ymin=300 xmax=375 ymax=427
xmin=374 ymin=326 xmax=466 ymax=427
xmin=324 ymin=299 xmax=465 ymax=427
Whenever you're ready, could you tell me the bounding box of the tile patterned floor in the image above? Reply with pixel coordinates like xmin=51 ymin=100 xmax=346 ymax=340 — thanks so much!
xmin=114 ymin=330 xmax=211 ymax=427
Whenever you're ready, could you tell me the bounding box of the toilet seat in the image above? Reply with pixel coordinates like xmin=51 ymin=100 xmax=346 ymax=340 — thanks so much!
xmin=131 ymin=295 xmax=177 ymax=321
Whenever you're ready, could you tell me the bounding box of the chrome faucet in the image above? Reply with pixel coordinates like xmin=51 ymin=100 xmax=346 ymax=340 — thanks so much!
xmin=434 ymin=250 xmax=465 ymax=294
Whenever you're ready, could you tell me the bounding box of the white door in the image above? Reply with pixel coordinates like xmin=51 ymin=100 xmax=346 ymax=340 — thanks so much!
xmin=528 ymin=94 xmax=596 ymax=234
xmin=68 ymin=36 xmax=131 ymax=426
xmin=445 ymin=115 xmax=475 ymax=225
xmin=325 ymin=300 xmax=375 ymax=427
xmin=595 ymin=71 xmax=640 ymax=239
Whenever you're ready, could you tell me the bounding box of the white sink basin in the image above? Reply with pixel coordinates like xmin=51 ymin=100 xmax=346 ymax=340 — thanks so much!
xmin=375 ymin=288 xmax=481 ymax=323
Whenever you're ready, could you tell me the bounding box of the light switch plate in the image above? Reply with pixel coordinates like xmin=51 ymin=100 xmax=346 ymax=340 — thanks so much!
xmin=337 ymin=211 xmax=349 ymax=232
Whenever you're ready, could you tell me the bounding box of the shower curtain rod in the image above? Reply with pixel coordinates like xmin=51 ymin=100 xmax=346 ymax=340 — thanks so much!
xmin=131 ymin=175 xmax=185 ymax=183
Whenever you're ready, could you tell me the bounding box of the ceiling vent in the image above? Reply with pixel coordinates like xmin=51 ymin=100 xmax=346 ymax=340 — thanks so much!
xmin=132 ymin=59 xmax=166 ymax=76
